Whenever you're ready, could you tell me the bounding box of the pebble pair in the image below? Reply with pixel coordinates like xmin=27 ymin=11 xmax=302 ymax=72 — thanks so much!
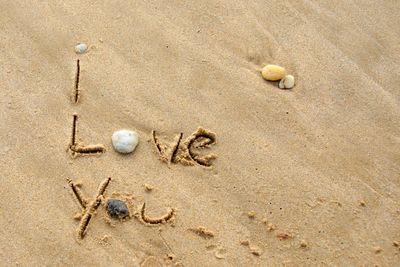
xmin=261 ymin=64 xmax=295 ymax=89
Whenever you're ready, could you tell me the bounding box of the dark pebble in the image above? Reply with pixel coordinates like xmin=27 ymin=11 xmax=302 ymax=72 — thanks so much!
xmin=106 ymin=199 xmax=129 ymax=219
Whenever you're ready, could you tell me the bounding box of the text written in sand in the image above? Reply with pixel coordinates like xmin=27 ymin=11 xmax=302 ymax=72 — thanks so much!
xmin=152 ymin=128 xmax=217 ymax=167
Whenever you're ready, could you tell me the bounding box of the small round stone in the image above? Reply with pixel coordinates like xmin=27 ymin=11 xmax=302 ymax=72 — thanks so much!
xmin=261 ymin=64 xmax=286 ymax=81
xmin=278 ymin=75 xmax=295 ymax=89
xmin=111 ymin=129 xmax=139 ymax=154
xmin=106 ymin=199 xmax=129 ymax=219
xmin=75 ymin=43 xmax=88 ymax=54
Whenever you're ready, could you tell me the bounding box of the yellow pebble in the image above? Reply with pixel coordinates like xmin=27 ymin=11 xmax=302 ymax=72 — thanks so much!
xmin=261 ymin=64 xmax=286 ymax=81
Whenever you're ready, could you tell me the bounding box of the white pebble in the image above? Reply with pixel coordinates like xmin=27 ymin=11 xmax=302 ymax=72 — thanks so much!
xmin=278 ymin=75 xmax=295 ymax=89
xmin=112 ymin=130 xmax=139 ymax=154
xmin=75 ymin=43 xmax=88 ymax=54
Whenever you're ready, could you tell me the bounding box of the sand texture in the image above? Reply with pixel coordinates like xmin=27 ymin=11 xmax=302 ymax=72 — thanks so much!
xmin=1 ymin=1 xmax=400 ymax=266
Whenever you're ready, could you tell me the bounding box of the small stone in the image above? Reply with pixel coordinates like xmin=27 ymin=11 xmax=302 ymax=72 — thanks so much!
xmin=300 ymin=240 xmax=308 ymax=248
xmin=189 ymin=226 xmax=215 ymax=239
xmin=75 ymin=43 xmax=88 ymax=54
xmin=106 ymin=199 xmax=129 ymax=219
xmin=73 ymin=212 xmax=82 ymax=220
xmin=144 ymin=183 xmax=154 ymax=192
xmin=165 ymin=254 xmax=175 ymax=261
xmin=250 ymin=245 xmax=263 ymax=256
xmin=261 ymin=64 xmax=286 ymax=81
xmin=206 ymin=244 xmax=217 ymax=250
xmin=247 ymin=211 xmax=256 ymax=219
xmin=373 ymin=246 xmax=382 ymax=254
xmin=99 ymin=235 xmax=111 ymax=246
xmin=393 ymin=241 xmax=399 ymax=247
xmin=267 ymin=223 xmax=276 ymax=231
xmin=278 ymin=75 xmax=295 ymax=89
xmin=276 ymin=232 xmax=292 ymax=240
xmin=214 ymin=248 xmax=227 ymax=259
xmin=240 ymin=240 xmax=250 ymax=246
xmin=112 ymin=129 xmax=139 ymax=154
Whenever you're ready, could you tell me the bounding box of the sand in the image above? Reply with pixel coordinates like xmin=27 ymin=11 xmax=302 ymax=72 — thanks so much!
xmin=1 ymin=1 xmax=400 ymax=266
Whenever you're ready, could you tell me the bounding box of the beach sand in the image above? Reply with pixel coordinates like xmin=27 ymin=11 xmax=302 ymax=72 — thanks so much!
xmin=1 ymin=1 xmax=399 ymax=266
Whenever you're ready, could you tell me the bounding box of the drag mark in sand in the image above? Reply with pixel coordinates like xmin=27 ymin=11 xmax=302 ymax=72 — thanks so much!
xmin=68 ymin=114 xmax=105 ymax=156
xmin=68 ymin=177 xmax=111 ymax=239
xmin=73 ymin=59 xmax=80 ymax=103
xmin=184 ymin=128 xmax=217 ymax=167
xmin=152 ymin=130 xmax=163 ymax=155
xmin=152 ymin=130 xmax=183 ymax=163
xmin=152 ymin=128 xmax=217 ymax=167
xmin=188 ymin=226 xmax=215 ymax=239
xmin=67 ymin=179 xmax=87 ymax=209
xmin=140 ymin=203 xmax=175 ymax=225
xmin=73 ymin=144 xmax=106 ymax=154
xmin=70 ymin=114 xmax=78 ymax=147
xmin=170 ymin=132 xmax=183 ymax=163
